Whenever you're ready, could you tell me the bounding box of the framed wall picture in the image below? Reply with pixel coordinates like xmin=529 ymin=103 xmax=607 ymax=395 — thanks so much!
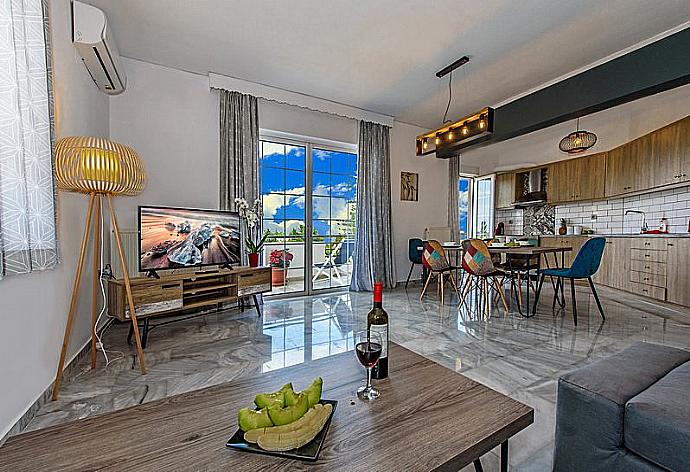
xmin=400 ymin=172 xmax=418 ymax=201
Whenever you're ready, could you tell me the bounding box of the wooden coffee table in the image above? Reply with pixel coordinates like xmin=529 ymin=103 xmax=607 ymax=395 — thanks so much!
xmin=0 ymin=344 xmax=533 ymax=471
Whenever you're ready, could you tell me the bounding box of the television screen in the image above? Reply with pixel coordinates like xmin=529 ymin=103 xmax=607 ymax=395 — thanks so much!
xmin=139 ymin=206 xmax=241 ymax=271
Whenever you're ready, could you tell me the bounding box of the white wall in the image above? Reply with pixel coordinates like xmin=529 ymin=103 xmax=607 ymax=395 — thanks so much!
xmin=109 ymin=58 xmax=219 ymax=229
xmin=462 ymin=83 xmax=690 ymax=174
xmin=0 ymin=0 xmax=109 ymax=438
xmin=109 ymin=59 xmax=448 ymax=285
xmin=390 ymin=122 xmax=449 ymax=282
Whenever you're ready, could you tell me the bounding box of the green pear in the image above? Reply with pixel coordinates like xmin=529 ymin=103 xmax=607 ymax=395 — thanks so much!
xmin=268 ymin=392 xmax=310 ymax=426
xmin=238 ymin=407 xmax=273 ymax=432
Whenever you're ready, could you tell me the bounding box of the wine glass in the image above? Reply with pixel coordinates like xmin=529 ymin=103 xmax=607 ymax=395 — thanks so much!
xmin=354 ymin=330 xmax=382 ymax=400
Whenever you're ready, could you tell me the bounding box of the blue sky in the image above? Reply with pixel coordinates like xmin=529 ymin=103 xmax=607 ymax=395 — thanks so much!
xmin=261 ymin=143 xmax=357 ymax=240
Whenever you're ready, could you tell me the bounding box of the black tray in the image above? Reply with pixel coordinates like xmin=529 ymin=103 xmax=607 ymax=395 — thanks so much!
xmin=226 ymin=400 xmax=337 ymax=462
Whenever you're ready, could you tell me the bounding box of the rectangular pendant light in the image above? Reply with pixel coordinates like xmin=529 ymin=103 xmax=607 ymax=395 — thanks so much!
xmin=416 ymin=107 xmax=494 ymax=157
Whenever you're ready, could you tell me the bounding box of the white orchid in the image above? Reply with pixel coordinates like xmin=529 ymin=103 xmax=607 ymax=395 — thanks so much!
xmin=237 ymin=197 xmax=266 ymax=254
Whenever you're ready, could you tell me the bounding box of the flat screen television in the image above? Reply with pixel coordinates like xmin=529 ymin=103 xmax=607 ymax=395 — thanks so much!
xmin=138 ymin=206 xmax=241 ymax=273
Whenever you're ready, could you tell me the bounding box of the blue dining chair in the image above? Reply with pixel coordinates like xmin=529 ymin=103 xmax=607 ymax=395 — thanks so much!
xmin=405 ymin=238 xmax=424 ymax=289
xmin=532 ymin=237 xmax=606 ymax=326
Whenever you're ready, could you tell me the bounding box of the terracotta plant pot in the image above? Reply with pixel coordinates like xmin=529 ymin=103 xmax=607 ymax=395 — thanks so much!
xmin=558 ymin=226 xmax=567 ymax=235
xmin=248 ymin=252 xmax=260 ymax=267
xmin=271 ymin=267 xmax=286 ymax=286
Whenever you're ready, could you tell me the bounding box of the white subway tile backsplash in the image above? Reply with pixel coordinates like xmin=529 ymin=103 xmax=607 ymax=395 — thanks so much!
xmin=507 ymin=184 xmax=690 ymax=236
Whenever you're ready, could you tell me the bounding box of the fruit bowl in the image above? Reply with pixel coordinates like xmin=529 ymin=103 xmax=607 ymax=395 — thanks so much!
xmin=226 ymin=399 xmax=337 ymax=461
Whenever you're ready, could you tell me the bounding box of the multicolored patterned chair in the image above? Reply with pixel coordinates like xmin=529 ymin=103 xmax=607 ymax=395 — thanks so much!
xmin=420 ymin=240 xmax=460 ymax=304
xmin=461 ymin=239 xmax=508 ymax=312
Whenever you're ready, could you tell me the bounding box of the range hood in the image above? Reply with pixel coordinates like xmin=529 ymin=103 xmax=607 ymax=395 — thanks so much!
xmin=514 ymin=168 xmax=547 ymax=206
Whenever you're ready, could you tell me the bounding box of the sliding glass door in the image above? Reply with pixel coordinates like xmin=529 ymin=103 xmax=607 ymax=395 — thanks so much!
xmin=260 ymin=138 xmax=357 ymax=296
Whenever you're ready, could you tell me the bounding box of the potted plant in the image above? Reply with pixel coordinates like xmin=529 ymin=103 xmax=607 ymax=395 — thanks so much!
xmin=235 ymin=197 xmax=267 ymax=267
xmin=269 ymin=249 xmax=293 ymax=286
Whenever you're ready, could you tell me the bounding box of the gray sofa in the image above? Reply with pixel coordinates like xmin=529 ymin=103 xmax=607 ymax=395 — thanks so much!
xmin=553 ymin=342 xmax=690 ymax=471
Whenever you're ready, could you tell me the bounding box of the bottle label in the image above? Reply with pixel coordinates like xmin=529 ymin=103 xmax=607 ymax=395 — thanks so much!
xmin=370 ymin=323 xmax=388 ymax=358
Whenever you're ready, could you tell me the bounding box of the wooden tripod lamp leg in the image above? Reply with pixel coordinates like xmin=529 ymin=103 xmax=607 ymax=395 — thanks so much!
xmin=91 ymin=195 xmax=101 ymax=369
xmin=107 ymin=195 xmax=147 ymax=374
xmin=52 ymin=194 xmax=96 ymax=401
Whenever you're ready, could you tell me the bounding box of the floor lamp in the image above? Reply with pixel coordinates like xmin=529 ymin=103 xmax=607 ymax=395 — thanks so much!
xmin=51 ymin=136 xmax=148 ymax=400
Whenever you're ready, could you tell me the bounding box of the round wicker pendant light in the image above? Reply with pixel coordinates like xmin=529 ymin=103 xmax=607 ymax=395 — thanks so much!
xmin=559 ymin=118 xmax=597 ymax=154
xmin=55 ymin=136 xmax=146 ymax=195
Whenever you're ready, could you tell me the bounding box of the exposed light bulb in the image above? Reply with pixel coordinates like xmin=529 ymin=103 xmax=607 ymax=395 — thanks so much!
xmin=435 ymin=134 xmax=441 ymax=145
xmin=423 ymin=138 xmax=428 ymax=149
xmin=478 ymin=115 xmax=486 ymax=129
xmin=448 ymin=129 xmax=454 ymax=140
xmin=461 ymin=123 xmax=469 ymax=135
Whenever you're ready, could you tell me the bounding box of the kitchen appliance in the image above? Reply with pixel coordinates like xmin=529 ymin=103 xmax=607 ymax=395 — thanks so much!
xmin=515 ymin=168 xmax=547 ymax=206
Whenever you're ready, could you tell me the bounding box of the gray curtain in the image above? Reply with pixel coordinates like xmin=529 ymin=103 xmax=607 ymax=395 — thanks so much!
xmin=447 ymin=155 xmax=461 ymax=242
xmin=219 ymin=90 xmax=259 ymax=210
xmin=350 ymin=121 xmax=395 ymax=291
xmin=0 ymin=0 xmax=58 ymax=280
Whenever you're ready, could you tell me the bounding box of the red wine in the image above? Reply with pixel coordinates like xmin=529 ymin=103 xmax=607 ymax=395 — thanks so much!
xmin=355 ymin=341 xmax=382 ymax=368
xmin=368 ymin=282 xmax=389 ymax=379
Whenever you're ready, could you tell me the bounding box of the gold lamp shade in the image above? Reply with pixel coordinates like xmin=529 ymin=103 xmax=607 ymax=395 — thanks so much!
xmin=55 ymin=136 xmax=146 ymax=195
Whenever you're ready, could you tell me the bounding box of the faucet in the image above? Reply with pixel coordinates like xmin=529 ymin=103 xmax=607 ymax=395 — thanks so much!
xmin=625 ymin=210 xmax=649 ymax=233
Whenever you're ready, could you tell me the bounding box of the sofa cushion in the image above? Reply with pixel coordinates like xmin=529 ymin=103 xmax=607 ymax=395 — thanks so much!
xmin=560 ymin=342 xmax=690 ymax=405
xmin=625 ymin=362 xmax=690 ymax=472
xmin=553 ymin=342 xmax=690 ymax=471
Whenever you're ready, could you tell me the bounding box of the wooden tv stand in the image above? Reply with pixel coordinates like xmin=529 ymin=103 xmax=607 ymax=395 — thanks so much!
xmin=107 ymin=266 xmax=271 ymax=346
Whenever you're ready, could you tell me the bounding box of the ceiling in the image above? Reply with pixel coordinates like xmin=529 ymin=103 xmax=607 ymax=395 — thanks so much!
xmin=90 ymin=0 xmax=690 ymax=128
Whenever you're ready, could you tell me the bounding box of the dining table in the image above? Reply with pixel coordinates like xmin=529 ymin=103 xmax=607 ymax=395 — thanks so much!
xmin=486 ymin=245 xmax=573 ymax=317
xmin=418 ymin=241 xmax=573 ymax=316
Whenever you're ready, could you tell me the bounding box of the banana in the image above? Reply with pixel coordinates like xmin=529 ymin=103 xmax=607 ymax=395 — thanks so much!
xmin=256 ymin=403 xmax=332 ymax=452
xmin=244 ymin=404 xmax=323 ymax=443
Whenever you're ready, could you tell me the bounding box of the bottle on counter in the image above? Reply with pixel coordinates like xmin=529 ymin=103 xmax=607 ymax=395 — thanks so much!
xmin=367 ymin=282 xmax=389 ymax=380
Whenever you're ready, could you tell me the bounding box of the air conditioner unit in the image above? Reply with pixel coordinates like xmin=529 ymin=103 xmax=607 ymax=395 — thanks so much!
xmin=72 ymin=1 xmax=126 ymax=95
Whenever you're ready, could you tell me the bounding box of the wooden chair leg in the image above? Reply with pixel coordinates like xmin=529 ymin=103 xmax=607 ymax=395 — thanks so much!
xmin=494 ymin=276 xmax=509 ymax=311
xmin=449 ymin=272 xmax=461 ymax=301
xmin=52 ymin=194 xmax=95 ymax=401
xmin=420 ymin=271 xmax=434 ymax=300
xmin=440 ymin=273 xmax=445 ymax=305
xmin=483 ymin=278 xmax=490 ymax=316
xmin=516 ymin=272 xmax=523 ymax=306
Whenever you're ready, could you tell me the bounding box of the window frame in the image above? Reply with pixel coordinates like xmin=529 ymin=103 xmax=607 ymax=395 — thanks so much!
xmin=259 ymin=130 xmax=358 ymax=296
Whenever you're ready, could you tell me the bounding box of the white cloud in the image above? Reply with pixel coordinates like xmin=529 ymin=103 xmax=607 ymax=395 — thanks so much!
xmin=262 ymin=183 xmax=354 ymax=221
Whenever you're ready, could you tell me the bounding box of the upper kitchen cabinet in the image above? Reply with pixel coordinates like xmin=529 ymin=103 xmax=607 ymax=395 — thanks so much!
xmin=548 ymin=153 xmax=606 ymax=203
xmin=605 ymin=134 xmax=653 ymax=197
xmin=651 ymin=116 xmax=690 ymax=187
xmin=571 ymin=152 xmax=606 ymax=201
xmin=495 ymin=172 xmax=516 ymax=209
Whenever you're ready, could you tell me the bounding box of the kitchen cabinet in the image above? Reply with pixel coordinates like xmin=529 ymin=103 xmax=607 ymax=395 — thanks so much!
xmin=495 ymin=173 xmax=515 ymax=209
xmin=593 ymin=237 xmax=632 ymax=291
xmin=666 ymin=239 xmax=690 ymax=306
xmin=539 ymin=236 xmax=587 ymax=268
xmin=605 ymin=134 xmax=653 ymax=197
xmin=548 ymin=153 xmax=606 ymax=203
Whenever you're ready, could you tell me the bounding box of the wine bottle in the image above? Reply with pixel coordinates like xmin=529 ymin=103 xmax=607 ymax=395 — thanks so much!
xmin=368 ymin=282 xmax=389 ymax=379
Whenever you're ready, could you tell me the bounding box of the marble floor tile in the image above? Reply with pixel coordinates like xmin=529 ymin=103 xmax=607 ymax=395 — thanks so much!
xmin=15 ymin=283 xmax=690 ymax=471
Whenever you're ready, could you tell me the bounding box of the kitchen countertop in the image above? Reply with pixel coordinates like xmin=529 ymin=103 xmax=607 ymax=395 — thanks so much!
xmin=539 ymin=233 xmax=690 ymax=238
